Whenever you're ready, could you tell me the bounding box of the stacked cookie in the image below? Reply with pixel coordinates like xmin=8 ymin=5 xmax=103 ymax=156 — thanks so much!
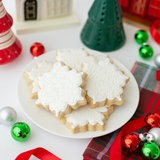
xmin=23 ymin=48 xmax=129 ymax=134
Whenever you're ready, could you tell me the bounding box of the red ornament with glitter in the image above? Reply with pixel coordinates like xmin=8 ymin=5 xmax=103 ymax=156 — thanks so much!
xmin=144 ymin=113 xmax=160 ymax=129
xmin=30 ymin=42 xmax=45 ymax=58
xmin=0 ymin=0 xmax=22 ymax=65
xmin=122 ymin=133 xmax=141 ymax=153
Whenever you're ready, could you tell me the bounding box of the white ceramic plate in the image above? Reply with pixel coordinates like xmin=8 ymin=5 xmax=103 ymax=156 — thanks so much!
xmin=17 ymin=49 xmax=139 ymax=139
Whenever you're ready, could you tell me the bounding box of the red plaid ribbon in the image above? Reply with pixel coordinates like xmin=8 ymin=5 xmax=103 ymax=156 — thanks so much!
xmin=83 ymin=61 xmax=160 ymax=160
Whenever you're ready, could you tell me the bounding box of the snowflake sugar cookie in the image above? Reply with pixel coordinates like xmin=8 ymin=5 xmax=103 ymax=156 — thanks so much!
xmin=82 ymin=56 xmax=129 ymax=108
xmin=55 ymin=48 xmax=97 ymax=71
xmin=36 ymin=61 xmax=88 ymax=119
xmin=23 ymin=60 xmax=53 ymax=99
xmin=61 ymin=104 xmax=113 ymax=134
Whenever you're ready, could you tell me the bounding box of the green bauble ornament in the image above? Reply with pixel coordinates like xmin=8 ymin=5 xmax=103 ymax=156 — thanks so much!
xmin=141 ymin=142 xmax=160 ymax=160
xmin=11 ymin=122 xmax=30 ymax=142
xmin=135 ymin=30 xmax=148 ymax=44
xmin=139 ymin=44 xmax=154 ymax=60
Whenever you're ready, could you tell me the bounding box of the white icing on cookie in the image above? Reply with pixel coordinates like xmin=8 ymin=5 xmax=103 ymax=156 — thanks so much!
xmin=65 ymin=104 xmax=109 ymax=129
xmin=56 ymin=48 xmax=97 ymax=71
xmin=95 ymin=55 xmax=113 ymax=63
xmin=95 ymin=55 xmax=122 ymax=71
xmin=26 ymin=60 xmax=53 ymax=93
xmin=82 ymin=58 xmax=129 ymax=104
xmin=32 ymin=78 xmax=40 ymax=93
xmin=36 ymin=62 xmax=85 ymax=117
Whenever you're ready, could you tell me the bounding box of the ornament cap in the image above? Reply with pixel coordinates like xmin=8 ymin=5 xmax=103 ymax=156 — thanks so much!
xmin=146 ymin=133 xmax=155 ymax=142
xmin=139 ymin=133 xmax=146 ymax=141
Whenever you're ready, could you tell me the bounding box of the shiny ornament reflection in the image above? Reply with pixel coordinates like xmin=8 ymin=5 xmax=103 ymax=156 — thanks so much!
xmin=139 ymin=44 xmax=153 ymax=60
xmin=135 ymin=30 xmax=148 ymax=44
xmin=30 ymin=42 xmax=45 ymax=57
xmin=154 ymin=54 xmax=160 ymax=68
xmin=141 ymin=142 xmax=160 ymax=160
xmin=148 ymin=128 xmax=160 ymax=146
xmin=144 ymin=113 xmax=160 ymax=129
xmin=146 ymin=133 xmax=155 ymax=142
xmin=122 ymin=133 xmax=141 ymax=153
xmin=11 ymin=122 xmax=30 ymax=142
xmin=0 ymin=107 xmax=17 ymax=125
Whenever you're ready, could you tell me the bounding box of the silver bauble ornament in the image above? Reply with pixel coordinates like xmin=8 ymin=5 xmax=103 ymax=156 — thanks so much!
xmin=148 ymin=128 xmax=160 ymax=146
xmin=0 ymin=107 xmax=17 ymax=125
xmin=154 ymin=54 xmax=160 ymax=68
xmin=146 ymin=133 xmax=155 ymax=142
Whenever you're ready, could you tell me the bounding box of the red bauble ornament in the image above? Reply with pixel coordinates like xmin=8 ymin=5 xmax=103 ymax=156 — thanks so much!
xmin=122 ymin=133 xmax=141 ymax=153
xmin=30 ymin=43 xmax=45 ymax=57
xmin=144 ymin=113 xmax=160 ymax=129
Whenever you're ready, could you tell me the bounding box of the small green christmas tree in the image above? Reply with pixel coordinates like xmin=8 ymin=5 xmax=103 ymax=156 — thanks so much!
xmin=80 ymin=0 xmax=125 ymax=52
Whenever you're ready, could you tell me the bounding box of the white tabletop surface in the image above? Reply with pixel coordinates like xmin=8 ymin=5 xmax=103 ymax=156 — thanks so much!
xmin=0 ymin=0 xmax=160 ymax=160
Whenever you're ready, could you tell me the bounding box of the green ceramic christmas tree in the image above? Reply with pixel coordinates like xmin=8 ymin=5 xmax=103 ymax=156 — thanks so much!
xmin=80 ymin=0 xmax=126 ymax=52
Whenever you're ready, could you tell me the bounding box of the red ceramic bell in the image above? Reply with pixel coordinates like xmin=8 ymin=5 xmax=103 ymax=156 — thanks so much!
xmin=0 ymin=0 xmax=22 ymax=65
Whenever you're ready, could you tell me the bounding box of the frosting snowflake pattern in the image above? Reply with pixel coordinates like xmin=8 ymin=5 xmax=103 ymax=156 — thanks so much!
xmin=26 ymin=60 xmax=53 ymax=93
xmin=82 ymin=58 xmax=129 ymax=104
xmin=56 ymin=48 xmax=97 ymax=71
xmin=36 ymin=62 xmax=84 ymax=116
xmin=65 ymin=104 xmax=109 ymax=129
